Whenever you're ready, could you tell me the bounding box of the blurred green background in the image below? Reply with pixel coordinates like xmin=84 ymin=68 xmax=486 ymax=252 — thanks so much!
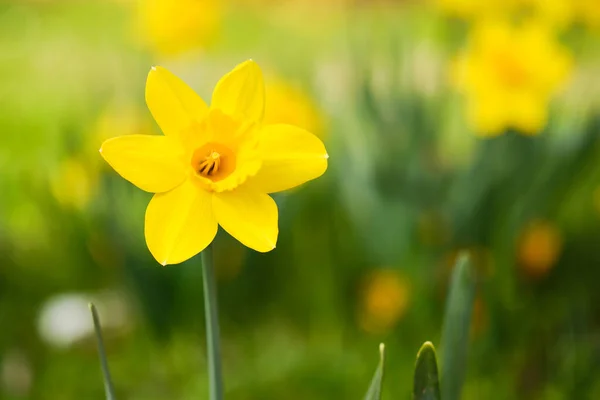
xmin=2 ymin=0 xmax=600 ymax=399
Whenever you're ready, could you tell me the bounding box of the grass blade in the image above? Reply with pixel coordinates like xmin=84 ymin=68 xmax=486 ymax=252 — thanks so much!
xmin=440 ymin=252 xmax=476 ymax=400
xmin=89 ymin=303 xmax=116 ymax=400
xmin=363 ymin=343 xmax=385 ymax=400
xmin=413 ymin=341 xmax=441 ymax=400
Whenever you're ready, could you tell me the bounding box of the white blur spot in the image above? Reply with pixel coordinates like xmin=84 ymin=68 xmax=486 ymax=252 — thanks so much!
xmin=37 ymin=294 xmax=93 ymax=348
xmin=37 ymin=291 xmax=131 ymax=348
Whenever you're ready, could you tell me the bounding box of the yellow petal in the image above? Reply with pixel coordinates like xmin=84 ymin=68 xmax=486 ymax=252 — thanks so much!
xmin=145 ymin=179 xmax=217 ymax=265
xmin=211 ymin=60 xmax=265 ymax=122
xmin=246 ymin=124 xmax=328 ymax=193
xmin=100 ymin=135 xmax=187 ymax=193
xmin=213 ymin=187 xmax=277 ymax=252
xmin=145 ymin=66 xmax=209 ymax=138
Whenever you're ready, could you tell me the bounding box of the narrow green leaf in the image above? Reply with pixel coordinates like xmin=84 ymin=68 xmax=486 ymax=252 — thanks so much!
xmin=440 ymin=252 xmax=476 ymax=400
xmin=89 ymin=303 xmax=116 ymax=400
xmin=413 ymin=341 xmax=441 ymax=400
xmin=363 ymin=343 xmax=385 ymax=400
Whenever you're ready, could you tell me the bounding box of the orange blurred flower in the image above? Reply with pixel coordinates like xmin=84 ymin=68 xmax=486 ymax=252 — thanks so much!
xmin=358 ymin=269 xmax=411 ymax=334
xmin=517 ymin=220 xmax=563 ymax=278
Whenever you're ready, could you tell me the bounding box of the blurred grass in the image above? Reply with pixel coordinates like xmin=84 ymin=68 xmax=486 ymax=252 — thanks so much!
xmin=1 ymin=0 xmax=600 ymax=399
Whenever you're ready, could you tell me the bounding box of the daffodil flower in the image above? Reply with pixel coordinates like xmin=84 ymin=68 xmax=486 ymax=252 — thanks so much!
xmin=100 ymin=61 xmax=328 ymax=265
xmin=452 ymin=21 xmax=571 ymax=135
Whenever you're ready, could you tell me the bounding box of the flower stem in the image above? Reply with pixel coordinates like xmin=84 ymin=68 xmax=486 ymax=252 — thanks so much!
xmin=89 ymin=303 xmax=116 ymax=400
xmin=201 ymin=244 xmax=224 ymax=400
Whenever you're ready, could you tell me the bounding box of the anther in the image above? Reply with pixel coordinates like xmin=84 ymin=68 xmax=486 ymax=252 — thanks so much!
xmin=197 ymin=151 xmax=221 ymax=176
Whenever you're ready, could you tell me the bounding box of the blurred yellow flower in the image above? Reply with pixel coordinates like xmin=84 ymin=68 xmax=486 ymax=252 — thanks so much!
xmin=89 ymin=106 xmax=150 ymax=169
xmin=100 ymin=61 xmax=328 ymax=265
xmin=435 ymin=0 xmax=491 ymax=19
xmin=576 ymin=0 xmax=600 ymax=30
xmin=517 ymin=220 xmax=562 ymax=278
xmin=264 ymin=78 xmax=326 ymax=139
xmin=137 ymin=0 xmax=220 ymax=56
xmin=358 ymin=269 xmax=410 ymax=334
xmin=51 ymin=158 xmax=97 ymax=210
xmin=452 ymin=20 xmax=572 ymax=136
xmin=435 ymin=0 xmax=573 ymax=27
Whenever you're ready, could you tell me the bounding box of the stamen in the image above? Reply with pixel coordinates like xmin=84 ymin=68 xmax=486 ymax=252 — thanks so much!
xmin=197 ymin=150 xmax=221 ymax=176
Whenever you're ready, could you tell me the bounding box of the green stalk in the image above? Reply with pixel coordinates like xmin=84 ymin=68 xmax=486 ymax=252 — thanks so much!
xmin=440 ymin=252 xmax=476 ymax=400
xmin=89 ymin=303 xmax=116 ymax=400
xmin=201 ymin=244 xmax=224 ymax=400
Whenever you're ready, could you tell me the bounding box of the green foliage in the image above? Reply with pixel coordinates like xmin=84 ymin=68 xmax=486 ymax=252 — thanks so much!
xmin=90 ymin=304 xmax=116 ymax=400
xmin=2 ymin=2 xmax=600 ymax=399
xmin=363 ymin=344 xmax=385 ymax=400
xmin=413 ymin=342 xmax=441 ymax=400
xmin=440 ymin=254 xmax=476 ymax=400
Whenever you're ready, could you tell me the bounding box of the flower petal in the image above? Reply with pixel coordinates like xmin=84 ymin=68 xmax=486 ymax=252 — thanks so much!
xmin=145 ymin=179 xmax=217 ymax=265
xmin=246 ymin=124 xmax=328 ymax=193
xmin=100 ymin=134 xmax=187 ymax=193
xmin=211 ymin=60 xmax=265 ymax=123
xmin=213 ymin=187 xmax=277 ymax=252
xmin=145 ymin=66 xmax=209 ymax=138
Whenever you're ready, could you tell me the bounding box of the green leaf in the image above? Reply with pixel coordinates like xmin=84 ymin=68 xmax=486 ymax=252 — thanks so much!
xmin=440 ymin=252 xmax=476 ymax=400
xmin=89 ymin=303 xmax=116 ymax=400
xmin=363 ymin=343 xmax=385 ymax=400
xmin=413 ymin=341 xmax=441 ymax=400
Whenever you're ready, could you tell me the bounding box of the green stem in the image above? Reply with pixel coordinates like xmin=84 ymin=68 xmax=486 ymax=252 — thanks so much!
xmin=201 ymin=244 xmax=224 ymax=400
xmin=440 ymin=252 xmax=475 ymax=400
xmin=89 ymin=303 xmax=116 ymax=400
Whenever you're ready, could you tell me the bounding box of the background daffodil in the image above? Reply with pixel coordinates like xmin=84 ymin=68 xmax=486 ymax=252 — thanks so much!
xmin=451 ymin=20 xmax=572 ymax=136
xmin=136 ymin=0 xmax=221 ymax=56
xmin=100 ymin=60 xmax=328 ymax=265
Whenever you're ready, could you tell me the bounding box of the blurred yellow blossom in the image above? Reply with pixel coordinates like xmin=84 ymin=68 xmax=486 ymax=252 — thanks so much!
xmin=100 ymin=61 xmax=328 ymax=265
xmin=436 ymin=0 xmax=574 ymax=27
xmin=264 ymin=78 xmax=326 ymax=139
xmin=89 ymin=106 xmax=150 ymax=163
xmin=435 ymin=0 xmax=491 ymax=19
xmin=136 ymin=0 xmax=221 ymax=56
xmin=576 ymin=0 xmax=600 ymax=30
xmin=517 ymin=220 xmax=563 ymax=278
xmin=452 ymin=20 xmax=572 ymax=136
xmin=358 ymin=269 xmax=410 ymax=334
xmin=50 ymin=158 xmax=97 ymax=210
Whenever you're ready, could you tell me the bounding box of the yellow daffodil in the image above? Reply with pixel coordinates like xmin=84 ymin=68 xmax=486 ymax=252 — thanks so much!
xmin=100 ymin=61 xmax=328 ymax=265
xmin=452 ymin=20 xmax=572 ymax=136
xmin=136 ymin=0 xmax=220 ymax=56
